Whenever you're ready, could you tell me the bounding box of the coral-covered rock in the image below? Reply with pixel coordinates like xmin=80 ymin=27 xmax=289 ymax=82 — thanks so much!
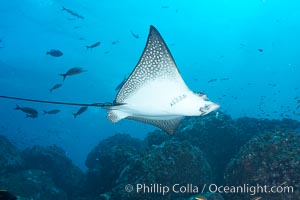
xmin=0 ymin=135 xmax=23 ymax=174
xmin=85 ymin=134 xmax=143 ymax=195
xmin=224 ymin=130 xmax=300 ymax=200
xmin=176 ymin=113 xmax=243 ymax=184
xmin=0 ymin=169 xmax=67 ymax=200
xmin=21 ymin=145 xmax=85 ymax=198
xmin=175 ymin=113 xmax=300 ymax=186
xmin=144 ymin=130 xmax=170 ymax=148
xmin=111 ymin=140 xmax=212 ymax=200
xmin=235 ymin=117 xmax=300 ymax=140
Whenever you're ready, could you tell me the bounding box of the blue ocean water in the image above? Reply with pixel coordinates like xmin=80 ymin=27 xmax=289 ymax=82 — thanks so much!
xmin=0 ymin=0 xmax=299 ymax=170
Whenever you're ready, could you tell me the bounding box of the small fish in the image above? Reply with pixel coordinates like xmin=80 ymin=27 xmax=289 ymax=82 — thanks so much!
xmin=62 ymin=7 xmax=84 ymax=19
xmin=73 ymin=106 xmax=88 ymax=118
xmin=46 ymin=49 xmax=63 ymax=57
xmin=15 ymin=104 xmax=38 ymax=116
xmin=279 ymin=181 xmax=287 ymax=186
xmin=215 ymin=111 xmax=219 ymax=119
xmin=296 ymin=104 xmax=300 ymax=110
xmin=240 ymin=43 xmax=246 ymax=47
xmin=115 ymin=76 xmax=127 ymax=91
xmin=258 ymin=48 xmax=263 ymax=52
xmin=252 ymin=197 xmax=262 ymax=200
xmin=130 ymin=30 xmax=139 ymax=39
xmin=161 ymin=6 xmax=170 ymax=9
xmin=194 ymin=196 xmax=207 ymax=200
xmin=50 ymin=83 xmax=62 ymax=92
xmin=43 ymin=109 xmax=60 ymax=115
xmin=293 ymin=111 xmax=300 ymax=116
xmin=86 ymin=41 xmax=100 ymax=49
xmin=0 ymin=39 xmax=3 ymax=48
xmin=0 ymin=190 xmax=17 ymax=200
xmin=111 ymin=40 xmax=119 ymax=45
xmin=59 ymin=67 xmax=87 ymax=81
xmin=208 ymin=78 xmax=218 ymax=83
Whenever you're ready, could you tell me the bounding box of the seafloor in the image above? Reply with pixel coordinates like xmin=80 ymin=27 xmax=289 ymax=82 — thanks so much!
xmin=0 ymin=112 xmax=299 ymax=200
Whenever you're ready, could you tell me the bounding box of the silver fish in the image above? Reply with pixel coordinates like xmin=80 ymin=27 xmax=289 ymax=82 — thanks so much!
xmin=59 ymin=67 xmax=87 ymax=81
xmin=50 ymin=84 xmax=62 ymax=93
xmin=46 ymin=49 xmax=63 ymax=57
xmin=73 ymin=106 xmax=88 ymax=118
xmin=86 ymin=42 xmax=100 ymax=49
xmin=15 ymin=104 xmax=38 ymax=117
xmin=130 ymin=30 xmax=139 ymax=39
xmin=62 ymin=7 xmax=84 ymax=19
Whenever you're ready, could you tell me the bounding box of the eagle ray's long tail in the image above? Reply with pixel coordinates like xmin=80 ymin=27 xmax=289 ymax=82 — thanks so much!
xmin=0 ymin=95 xmax=113 ymax=108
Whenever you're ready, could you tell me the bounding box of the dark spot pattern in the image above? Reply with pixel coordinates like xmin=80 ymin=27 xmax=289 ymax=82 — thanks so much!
xmin=116 ymin=26 xmax=183 ymax=103
xmin=128 ymin=116 xmax=182 ymax=135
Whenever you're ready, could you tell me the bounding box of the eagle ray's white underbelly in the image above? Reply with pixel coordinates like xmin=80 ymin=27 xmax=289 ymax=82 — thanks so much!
xmin=116 ymin=79 xmax=194 ymax=118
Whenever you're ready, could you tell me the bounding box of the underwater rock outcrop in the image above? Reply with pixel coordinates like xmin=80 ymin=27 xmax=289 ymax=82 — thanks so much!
xmin=224 ymin=130 xmax=300 ymax=200
xmin=0 ymin=135 xmax=23 ymax=174
xmin=175 ymin=113 xmax=244 ymax=184
xmin=85 ymin=133 xmax=143 ymax=195
xmin=144 ymin=130 xmax=170 ymax=147
xmin=175 ymin=112 xmax=300 ymax=185
xmin=110 ymin=140 xmax=212 ymax=200
xmin=234 ymin=117 xmax=300 ymax=141
xmin=1 ymin=112 xmax=300 ymax=200
xmin=21 ymin=145 xmax=85 ymax=198
xmin=0 ymin=169 xmax=67 ymax=200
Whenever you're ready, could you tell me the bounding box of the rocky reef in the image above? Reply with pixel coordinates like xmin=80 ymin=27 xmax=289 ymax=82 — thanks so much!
xmin=176 ymin=113 xmax=243 ymax=184
xmin=0 ymin=138 xmax=84 ymax=200
xmin=224 ymin=130 xmax=300 ymax=200
xmin=176 ymin=113 xmax=300 ymax=185
xmin=85 ymin=133 xmax=143 ymax=195
xmin=110 ymin=139 xmax=212 ymax=200
xmin=0 ymin=135 xmax=23 ymax=174
xmin=1 ymin=169 xmax=67 ymax=200
xmin=0 ymin=113 xmax=299 ymax=200
xmin=22 ymin=145 xmax=85 ymax=198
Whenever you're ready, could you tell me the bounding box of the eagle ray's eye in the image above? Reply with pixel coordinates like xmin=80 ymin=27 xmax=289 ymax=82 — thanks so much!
xmin=200 ymin=104 xmax=210 ymax=113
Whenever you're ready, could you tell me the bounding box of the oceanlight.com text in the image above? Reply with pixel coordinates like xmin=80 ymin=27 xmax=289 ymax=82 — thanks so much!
xmin=208 ymin=183 xmax=294 ymax=196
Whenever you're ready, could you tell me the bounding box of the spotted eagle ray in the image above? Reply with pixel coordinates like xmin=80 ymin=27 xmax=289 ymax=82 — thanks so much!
xmin=0 ymin=25 xmax=219 ymax=134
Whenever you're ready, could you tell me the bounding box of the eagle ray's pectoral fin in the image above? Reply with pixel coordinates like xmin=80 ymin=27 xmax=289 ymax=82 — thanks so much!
xmin=128 ymin=116 xmax=182 ymax=135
